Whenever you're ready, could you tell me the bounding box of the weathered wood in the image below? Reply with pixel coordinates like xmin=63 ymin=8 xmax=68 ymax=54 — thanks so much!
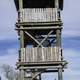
xmin=55 ymin=0 xmax=59 ymax=9
xmin=18 ymin=0 xmax=25 ymax=63
xmin=25 ymin=31 xmax=43 ymax=47
xmin=19 ymin=8 xmax=57 ymax=22
xmin=16 ymin=27 xmax=62 ymax=31
xmin=22 ymin=47 xmax=61 ymax=63
xmin=17 ymin=61 xmax=68 ymax=67
xmin=19 ymin=65 xmax=62 ymax=69
xmin=20 ymin=70 xmax=25 ymax=80
xmin=56 ymin=30 xmax=61 ymax=61
xmin=37 ymin=30 xmax=53 ymax=47
xmin=19 ymin=0 xmax=23 ymax=9
xmin=16 ymin=21 xmax=62 ymax=26
xmin=58 ymin=68 xmax=63 ymax=80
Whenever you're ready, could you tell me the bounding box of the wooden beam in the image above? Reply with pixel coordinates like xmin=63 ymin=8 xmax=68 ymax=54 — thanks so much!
xmin=37 ymin=30 xmax=53 ymax=47
xmin=19 ymin=0 xmax=23 ymax=9
xmin=15 ymin=27 xmax=62 ymax=30
xmin=39 ymin=74 xmax=41 ymax=80
xmin=56 ymin=29 xmax=61 ymax=61
xmin=25 ymin=31 xmax=43 ymax=47
xmin=42 ymin=70 xmax=64 ymax=73
xmin=19 ymin=66 xmax=62 ymax=70
xmin=20 ymin=70 xmax=25 ymax=80
xmin=56 ymin=30 xmax=61 ymax=47
xmin=55 ymin=0 xmax=59 ymax=9
xmin=16 ymin=61 xmax=68 ymax=67
xmin=16 ymin=21 xmax=62 ymax=26
xmin=58 ymin=68 xmax=63 ymax=80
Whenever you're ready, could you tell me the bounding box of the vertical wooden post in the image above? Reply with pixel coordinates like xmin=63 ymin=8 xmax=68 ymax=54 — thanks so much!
xmin=55 ymin=0 xmax=60 ymax=20
xmin=56 ymin=29 xmax=61 ymax=61
xmin=18 ymin=1 xmax=25 ymax=80
xmin=56 ymin=30 xmax=61 ymax=47
xmin=19 ymin=0 xmax=23 ymax=9
xmin=18 ymin=0 xmax=24 ymax=48
xmin=56 ymin=29 xmax=61 ymax=48
xmin=39 ymin=74 xmax=41 ymax=80
xmin=20 ymin=70 xmax=25 ymax=80
xmin=55 ymin=0 xmax=59 ymax=9
xmin=58 ymin=68 xmax=63 ymax=80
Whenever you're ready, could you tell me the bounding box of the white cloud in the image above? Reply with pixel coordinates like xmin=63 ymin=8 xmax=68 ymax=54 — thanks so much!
xmin=0 ymin=48 xmax=18 ymax=67
xmin=63 ymin=48 xmax=80 ymax=80
xmin=0 ymin=0 xmax=17 ymax=40
xmin=63 ymin=49 xmax=80 ymax=58
xmin=62 ymin=30 xmax=80 ymax=38
xmin=62 ymin=0 xmax=80 ymax=38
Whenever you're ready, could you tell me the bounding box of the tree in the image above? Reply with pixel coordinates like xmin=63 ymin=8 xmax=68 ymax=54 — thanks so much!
xmin=1 ymin=64 xmax=20 ymax=80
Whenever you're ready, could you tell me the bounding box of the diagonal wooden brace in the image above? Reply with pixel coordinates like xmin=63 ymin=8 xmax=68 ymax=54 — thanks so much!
xmin=25 ymin=31 xmax=43 ymax=47
xmin=37 ymin=30 xmax=53 ymax=47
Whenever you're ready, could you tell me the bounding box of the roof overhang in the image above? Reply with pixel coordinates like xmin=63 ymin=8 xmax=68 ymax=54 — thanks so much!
xmin=14 ymin=0 xmax=19 ymax=11
xmin=14 ymin=0 xmax=63 ymax=11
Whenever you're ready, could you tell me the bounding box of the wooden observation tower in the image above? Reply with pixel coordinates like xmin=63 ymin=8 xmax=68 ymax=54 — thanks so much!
xmin=14 ymin=0 xmax=67 ymax=80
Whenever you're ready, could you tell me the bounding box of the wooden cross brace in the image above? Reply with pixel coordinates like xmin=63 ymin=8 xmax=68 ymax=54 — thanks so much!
xmin=25 ymin=30 xmax=53 ymax=47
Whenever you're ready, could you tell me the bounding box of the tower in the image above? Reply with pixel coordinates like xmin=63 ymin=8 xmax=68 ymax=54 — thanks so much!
xmin=14 ymin=0 xmax=67 ymax=80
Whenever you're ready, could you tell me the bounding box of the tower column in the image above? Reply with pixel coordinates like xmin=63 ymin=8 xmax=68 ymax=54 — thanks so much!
xmin=58 ymin=68 xmax=63 ymax=80
xmin=55 ymin=0 xmax=59 ymax=9
xmin=20 ymin=69 xmax=25 ymax=80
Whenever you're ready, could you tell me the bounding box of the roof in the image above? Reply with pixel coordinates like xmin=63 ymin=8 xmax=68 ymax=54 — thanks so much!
xmin=14 ymin=0 xmax=63 ymax=11
xmin=14 ymin=0 xmax=19 ymax=11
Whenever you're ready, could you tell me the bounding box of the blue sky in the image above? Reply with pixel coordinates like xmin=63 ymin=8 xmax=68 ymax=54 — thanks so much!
xmin=0 ymin=0 xmax=80 ymax=80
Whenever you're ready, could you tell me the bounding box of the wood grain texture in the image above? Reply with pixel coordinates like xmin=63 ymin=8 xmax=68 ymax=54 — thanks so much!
xmin=22 ymin=47 xmax=61 ymax=62
xmin=19 ymin=8 xmax=57 ymax=22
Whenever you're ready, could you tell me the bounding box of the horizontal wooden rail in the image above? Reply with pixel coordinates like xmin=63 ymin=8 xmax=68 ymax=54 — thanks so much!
xmin=16 ymin=21 xmax=62 ymax=26
xmin=15 ymin=27 xmax=62 ymax=30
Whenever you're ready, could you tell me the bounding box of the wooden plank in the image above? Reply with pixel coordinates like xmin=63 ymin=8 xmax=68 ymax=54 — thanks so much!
xmin=20 ymin=70 xmax=25 ymax=80
xmin=19 ymin=66 xmax=62 ymax=69
xmin=17 ymin=61 xmax=67 ymax=66
xmin=55 ymin=0 xmax=59 ymax=9
xmin=37 ymin=30 xmax=53 ymax=47
xmin=16 ymin=21 xmax=62 ymax=26
xmin=19 ymin=0 xmax=23 ymax=9
xmin=18 ymin=0 xmax=25 ymax=63
xmin=56 ymin=30 xmax=61 ymax=61
xmin=37 ymin=48 xmax=42 ymax=62
xmin=24 ymin=47 xmax=61 ymax=62
xmin=34 ymin=48 xmax=38 ymax=62
xmin=19 ymin=8 xmax=57 ymax=22
xmin=58 ymin=68 xmax=63 ymax=80
xmin=25 ymin=31 xmax=43 ymax=47
xmin=16 ymin=26 xmax=62 ymax=30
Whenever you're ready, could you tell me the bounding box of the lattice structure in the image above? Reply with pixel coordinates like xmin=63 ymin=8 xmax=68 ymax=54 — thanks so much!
xmin=14 ymin=0 xmax=67 ymax=80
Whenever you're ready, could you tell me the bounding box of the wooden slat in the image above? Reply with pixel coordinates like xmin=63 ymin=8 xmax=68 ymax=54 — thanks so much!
xmin=24 ymin=47 xmax=61 ymax=62
xmin=19 ymin=8 xmax=57 ymax=22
